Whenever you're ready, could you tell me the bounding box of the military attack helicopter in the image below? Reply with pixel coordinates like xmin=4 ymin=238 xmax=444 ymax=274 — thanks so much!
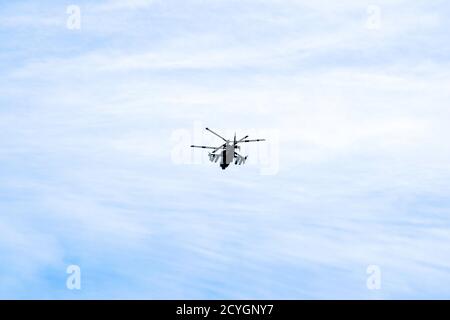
xmin=191 ymin=128 xmax=266 ymax=170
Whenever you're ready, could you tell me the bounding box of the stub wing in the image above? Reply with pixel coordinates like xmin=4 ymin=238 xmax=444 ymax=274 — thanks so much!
xmin=234 ymin=152 xmax=248 ymax=165
xmin=208 ymin=153 xmax=222 ymax=163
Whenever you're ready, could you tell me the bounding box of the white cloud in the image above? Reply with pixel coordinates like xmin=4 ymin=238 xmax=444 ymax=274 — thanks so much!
xmin=92 ymin=0 xmax=156 ymax=11
xmin=1 ymin=0 xmax=450 ymax=298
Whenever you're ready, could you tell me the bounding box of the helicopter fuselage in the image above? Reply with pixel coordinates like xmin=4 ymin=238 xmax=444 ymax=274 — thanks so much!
xmin=220 ymin=143 xmax=236 ymax=170
xmin=190 ymin=127 xmax=263 ymax=170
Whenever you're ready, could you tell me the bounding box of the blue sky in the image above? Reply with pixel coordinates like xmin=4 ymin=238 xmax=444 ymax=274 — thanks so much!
xmin=1 ymin=0 xmax=450 ymax=299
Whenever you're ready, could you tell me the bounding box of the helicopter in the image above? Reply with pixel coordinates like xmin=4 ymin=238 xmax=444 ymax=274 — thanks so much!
xmin=190 ymin=127 xmax=266 ymax=170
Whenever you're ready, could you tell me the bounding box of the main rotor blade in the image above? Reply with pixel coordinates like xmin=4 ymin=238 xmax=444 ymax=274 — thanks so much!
xmin=211 ymin=143 xmax=226 ymax=154
xmin=190 ymin=145 xmax=219 ymax=149
xmin=205 ymin=127 xmax=229 ymax=142
xmin=233 ymin=135 xmax=249 ymax=146
xmin=238 ymin=139 xmax=266 ymax=143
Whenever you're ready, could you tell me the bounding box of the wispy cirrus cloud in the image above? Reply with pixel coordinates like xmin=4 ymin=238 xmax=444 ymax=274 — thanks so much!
xmin=1 ymin=0 xmax=450 ymax=299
